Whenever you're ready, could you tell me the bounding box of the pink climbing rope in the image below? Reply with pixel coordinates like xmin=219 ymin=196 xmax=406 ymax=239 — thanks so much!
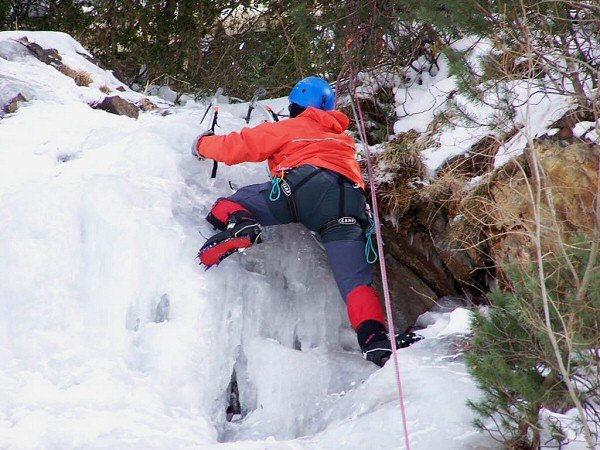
xmin=348 ymin=72 xmax=412 ymax=450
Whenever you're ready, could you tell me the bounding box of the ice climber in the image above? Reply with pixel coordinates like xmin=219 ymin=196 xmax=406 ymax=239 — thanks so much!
xmin=192 ymin=76 xmax=422 ymax=367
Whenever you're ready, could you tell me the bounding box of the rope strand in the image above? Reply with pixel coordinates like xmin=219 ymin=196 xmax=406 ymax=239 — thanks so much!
xmin=348 ymin=71 xmax=412 ymax=450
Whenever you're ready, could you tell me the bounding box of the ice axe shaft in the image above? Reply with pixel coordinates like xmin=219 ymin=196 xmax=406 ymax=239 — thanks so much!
xmin=210 ymin=106 xmax=220 ymax=179
xmin=245 ymin=87 xmax=267 ymax=124
xmin=201 ymin=87 xmax=223 ymax=125
xmin=200 ymin=87 xmax=223 ymax=180
xmin=265 ymin=105 xmax=280 ymax=122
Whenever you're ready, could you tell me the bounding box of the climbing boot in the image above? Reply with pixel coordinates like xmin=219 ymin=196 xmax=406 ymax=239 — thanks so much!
xmin=358 ymin=320 xmax=423 ymax=367
xmin=198 ymin=211 xmax=262 ymax=267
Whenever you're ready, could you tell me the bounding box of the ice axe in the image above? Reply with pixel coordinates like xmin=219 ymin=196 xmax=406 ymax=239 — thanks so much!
xmin=201 ymin=87 xmax=223 ymax=125
xmin=265 ymin=105 xmax=280 ymax=122
xmin=200 ymin=87 xmax=223 ymax=179
xmin=245 ymin=87 xmax=267 ymax=124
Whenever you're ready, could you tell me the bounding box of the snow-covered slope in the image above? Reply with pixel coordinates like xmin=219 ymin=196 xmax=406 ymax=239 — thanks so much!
xmin=0 ymin=31 xmax=521 ymax=449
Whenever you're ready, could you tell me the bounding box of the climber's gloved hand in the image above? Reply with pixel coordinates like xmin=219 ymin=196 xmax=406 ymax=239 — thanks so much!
xmin=191 ymin=129 xmax=214 ymax=160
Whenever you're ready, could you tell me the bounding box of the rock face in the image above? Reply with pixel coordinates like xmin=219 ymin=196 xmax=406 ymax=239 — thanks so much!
xmin=374 ymin=137 xmax=599 ymax=327
xmin=373 ymin=225 xmax=459 ymax=329
xmin=364 ymin=132 xmax=483 ymax=328
xmin=2 ymin=93 xmax=27 ymax=114
xmin=474 ymin=141 xmax=599 ymax=270
xmin=139 ymin=97 xmax=159 ymax=111
xmin=17 ymin=37 xmax=62 ymax=67
xmin=96 ymin=96 xmax=139 ymax=119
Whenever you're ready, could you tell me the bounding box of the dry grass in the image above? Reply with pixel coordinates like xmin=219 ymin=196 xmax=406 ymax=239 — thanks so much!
xmin=418 ymin=170 xmax=467 ymax=217
xmin=374 ymin=130 xmax=427 ymax=218
xmin=383 ymin=130 xmax=424 ymax=166
xmin=481 ymin=49 xmax=546 ymax=81
xmin=426 ymin=111 xmax=451 ymax=136
xmin=99 ymin=85 xmax=112 ymax=94
xmin=58 ymin=64 xmax=93 ymax=87
xmin=139 ymin=98 xmax=159 ymax=111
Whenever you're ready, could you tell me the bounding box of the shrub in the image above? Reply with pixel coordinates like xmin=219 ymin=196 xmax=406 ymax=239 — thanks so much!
xmin=467 ymin=237 xmax=600 ymax=448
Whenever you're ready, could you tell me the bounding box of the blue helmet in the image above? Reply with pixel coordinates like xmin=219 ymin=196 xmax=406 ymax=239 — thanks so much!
xmin=289 ymin=76 xmax=335 ymax=111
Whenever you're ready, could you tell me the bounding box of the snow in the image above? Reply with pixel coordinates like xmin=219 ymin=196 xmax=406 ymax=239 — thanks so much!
xmin=0 ymin=31 xmax=589 ymax=449
xmin=392 ymin=37 xmax=594 ymax=176
xmin=493 ymin=82 xmax=573 ymax=169
xmin=392 ymin=45 xmax=499 ymax=174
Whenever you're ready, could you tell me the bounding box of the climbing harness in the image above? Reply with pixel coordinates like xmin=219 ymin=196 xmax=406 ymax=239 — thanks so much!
xmin=347 ymin=70 xmax=413 ymax=450
xmin=317 ymin=175 xmax=366 ymax=237
xmin=268 ymin=167 xmax=366 ymax=237
xmin=268 ymin=167 xmax=317 ymax=223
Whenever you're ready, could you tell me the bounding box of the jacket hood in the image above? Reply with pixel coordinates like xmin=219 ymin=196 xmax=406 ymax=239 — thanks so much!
xmin=301 ymin=107 xmax=350 ymax=133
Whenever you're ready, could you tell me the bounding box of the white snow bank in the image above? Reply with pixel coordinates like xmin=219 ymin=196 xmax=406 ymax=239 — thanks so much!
xmin=392 ymin=37 xmax=590 ymax=176
xmin=0 ymin=31 xmax=171 ymax=110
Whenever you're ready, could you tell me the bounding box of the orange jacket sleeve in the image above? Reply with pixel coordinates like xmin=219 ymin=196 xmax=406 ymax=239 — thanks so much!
xmin=197 ymin=121 xmax=291 ymax=166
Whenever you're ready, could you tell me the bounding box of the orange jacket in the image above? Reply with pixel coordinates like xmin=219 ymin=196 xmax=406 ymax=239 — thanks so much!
xmin=197 ymin=107 xmax=365 ymax=189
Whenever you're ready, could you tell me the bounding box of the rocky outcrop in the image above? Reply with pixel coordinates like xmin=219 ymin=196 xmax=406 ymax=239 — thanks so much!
xmin=17 ymin=36 xmax=62 ymax=67
xmin=374 ymin=136 xmax=599 ymax=327
xmin=139 ymin=98 xmax=159 ymax=111
xmin=471 ymin=141 xmax=599 ymax=270
xmin=96 ymin=96 xmax=139 ymax=119
xmin=2 ymin=93 xmax=27 ymax=115
xmin=17 ymin=36 xmax=95 ymax=88
xmin=373 ymin=226 xmax=459 ymax=329
xmin=365 ymin=131 xmax=488 ymax=327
